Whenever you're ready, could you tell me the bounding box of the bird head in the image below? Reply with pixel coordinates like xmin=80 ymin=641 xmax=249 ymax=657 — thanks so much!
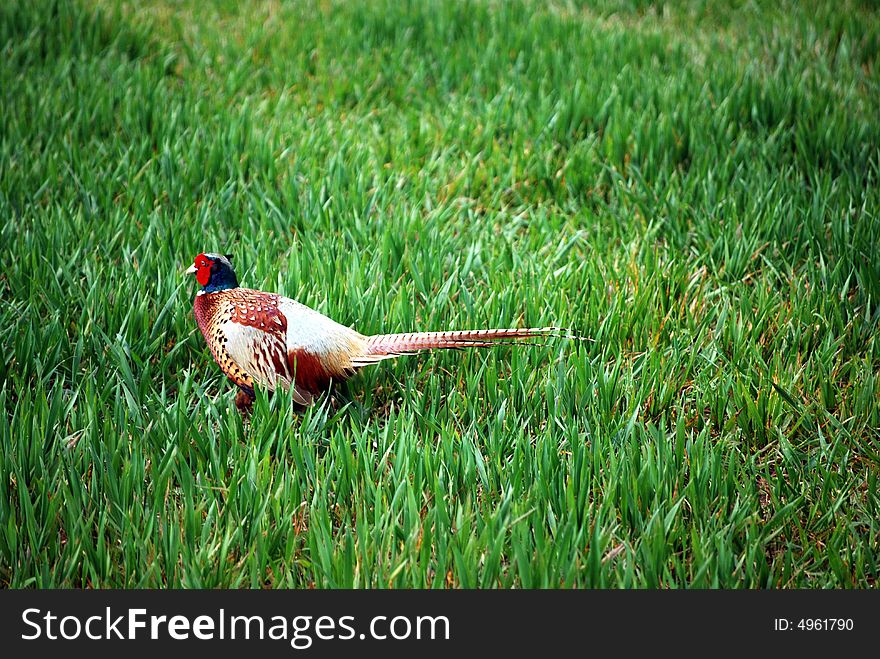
xmin=185 ymin=253 xmax=238 ymax=292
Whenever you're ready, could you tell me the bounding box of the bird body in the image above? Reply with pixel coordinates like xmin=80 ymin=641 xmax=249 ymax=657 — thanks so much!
xmin=187 ymin=253 xmax=562 ymax=410
xmin=193 ymin=285 xmax=367 ymax=406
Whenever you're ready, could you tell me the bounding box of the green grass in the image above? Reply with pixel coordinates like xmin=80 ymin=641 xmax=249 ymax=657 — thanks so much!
xmin=1 ymin=0 xmax=879 ymax=588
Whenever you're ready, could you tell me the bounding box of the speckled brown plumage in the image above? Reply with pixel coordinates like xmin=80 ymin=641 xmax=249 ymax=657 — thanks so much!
xmin=193 ymin=290 xmax=257 ymax=396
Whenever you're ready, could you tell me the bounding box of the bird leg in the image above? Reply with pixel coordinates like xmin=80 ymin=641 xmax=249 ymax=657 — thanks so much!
xmin=234 ymin=388 xmax=255 ymax=415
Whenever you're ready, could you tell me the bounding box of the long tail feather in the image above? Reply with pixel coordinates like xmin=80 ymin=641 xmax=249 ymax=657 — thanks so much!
xmin=351 ymin=327 xmax=571 ymax=366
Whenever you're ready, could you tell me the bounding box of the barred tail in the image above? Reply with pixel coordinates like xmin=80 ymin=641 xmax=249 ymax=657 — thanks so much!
xmin=350 ymin=327 xmax=570 ymax=366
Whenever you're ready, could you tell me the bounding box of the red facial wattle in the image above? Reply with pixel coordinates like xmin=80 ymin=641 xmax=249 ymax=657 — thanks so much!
xmin=194 ymin=255 xmax=212 ymax=286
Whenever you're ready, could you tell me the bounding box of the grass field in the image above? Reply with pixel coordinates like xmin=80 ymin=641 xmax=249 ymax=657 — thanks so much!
xmin=1 ymin=0 xmax=879 ymax=588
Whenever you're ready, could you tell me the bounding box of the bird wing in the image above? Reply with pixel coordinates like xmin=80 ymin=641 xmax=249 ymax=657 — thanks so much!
xmin=276 ymin=296 xmax=368 ymax=382
xmin=216 ymin=291 xmax=367 ymax=404
xmin=211 ymin=288 xmax=311 ymax=405
xmin=220 ymin=319 xmax=316 ymax=406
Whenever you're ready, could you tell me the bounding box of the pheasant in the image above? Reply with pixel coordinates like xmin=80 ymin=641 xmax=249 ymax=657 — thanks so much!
xmin=186 ymin=252 xmax=566 ymax=412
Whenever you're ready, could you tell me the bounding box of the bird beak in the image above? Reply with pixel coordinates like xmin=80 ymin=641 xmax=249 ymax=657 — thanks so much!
xmin=184 ymin=264 xmax=198 ymax=276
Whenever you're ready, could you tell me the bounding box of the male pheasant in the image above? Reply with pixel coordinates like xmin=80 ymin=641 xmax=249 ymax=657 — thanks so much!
xmin=186 ymin=252 xmax=564 ymax=411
